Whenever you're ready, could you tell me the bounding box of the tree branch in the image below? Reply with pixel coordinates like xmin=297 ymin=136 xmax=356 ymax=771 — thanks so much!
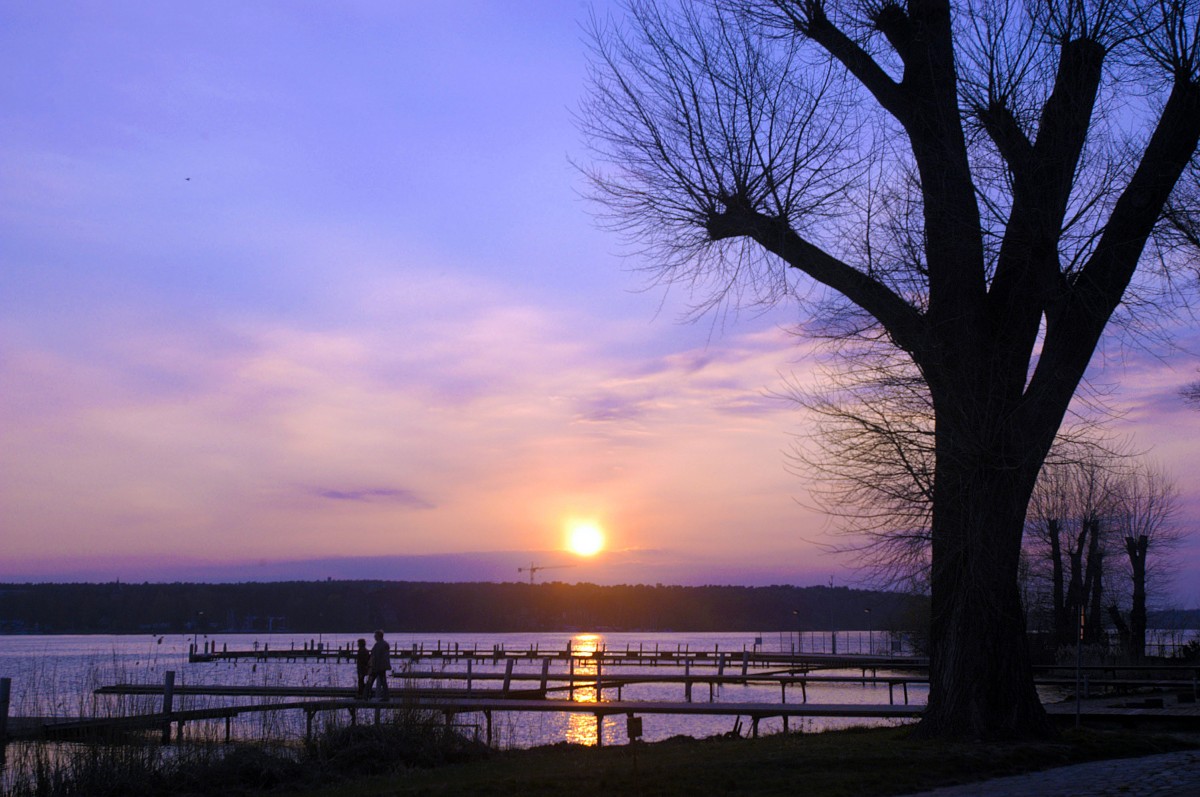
xmin=983 ymin=36 xmax=1108 ymax=397
xmin=1029 ymin=75 xmax=1200 ymax=416
xmin=706 ymin=199 xmax=927 ymax=355
xmin=796 ymin=1 xmax=908 ymax=120
xmin=976 ymin=100 xmax=1032 ymax=175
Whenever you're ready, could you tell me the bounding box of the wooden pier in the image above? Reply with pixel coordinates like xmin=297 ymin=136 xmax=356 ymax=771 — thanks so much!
xmin=186 ymin=639 xmax=925 ymax=675
xmin=8 ymin=645 xmax=1200 ymax=751
xmin=10 ymin=686 xmax=1200 ymax=749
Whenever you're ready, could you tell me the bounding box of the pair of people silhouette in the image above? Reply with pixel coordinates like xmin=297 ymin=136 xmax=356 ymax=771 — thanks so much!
xmin=355 ymin=630 xmax=390 ymax=700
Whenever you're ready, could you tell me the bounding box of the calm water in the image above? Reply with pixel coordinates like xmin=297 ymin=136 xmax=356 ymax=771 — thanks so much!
xmin=0 ymin=631 xmax=921 ymax=748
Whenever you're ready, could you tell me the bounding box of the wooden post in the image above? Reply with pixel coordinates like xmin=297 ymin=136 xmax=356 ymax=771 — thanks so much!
xmin=503 ymin=659 xmax=515 ymax=694
xmin=467 ymin=659 xmax=473 ymax=693
xmin=0 ymin=677 xmax=10 ymax=741
xmin=595 ymin=714 xmax=603 ymax=747
xmin=569 ymin=657 xmax=576 ymax=701
xmin=685 ymin=660 xmax=692 ymax=703
xmin=540 ymin=658 xmax=550 ymax=693
xmin=161 ymin=671 xmax=175 ymax=744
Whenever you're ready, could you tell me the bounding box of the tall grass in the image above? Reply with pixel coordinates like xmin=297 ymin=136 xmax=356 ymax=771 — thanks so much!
xmin=1 ymin=651 xmax=489 ymax=796
xmin=3 ymin=710 xmax=488 ymax=796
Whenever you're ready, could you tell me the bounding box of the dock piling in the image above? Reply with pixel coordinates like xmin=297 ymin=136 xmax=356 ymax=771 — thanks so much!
xmin=502 ymin=659 xmax=515 ymax=694
xmin=160 ymin=671 xmax=175 ymax=744
xmin=1 ymin=677 xmax=10 ymax=741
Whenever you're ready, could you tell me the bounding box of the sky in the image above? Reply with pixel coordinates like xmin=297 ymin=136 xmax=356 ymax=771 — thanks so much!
xmin=2 ymin=1 xmax=1198 ymax=600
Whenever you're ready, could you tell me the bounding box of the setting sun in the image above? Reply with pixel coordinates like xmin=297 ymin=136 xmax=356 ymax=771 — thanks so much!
xmin=566 ymin=522 xmax=605 ymax=557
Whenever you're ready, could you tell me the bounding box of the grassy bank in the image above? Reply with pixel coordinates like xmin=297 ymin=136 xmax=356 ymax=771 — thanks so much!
xmin=290 ymin=725 xmax=1198 ymax=797
xmin=6 ymin=721 xmax=1195 ymax=796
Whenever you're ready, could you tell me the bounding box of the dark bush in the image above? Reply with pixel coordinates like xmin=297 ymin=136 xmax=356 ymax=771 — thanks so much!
xmin=309 ymin=717 xmax=490 ymax=774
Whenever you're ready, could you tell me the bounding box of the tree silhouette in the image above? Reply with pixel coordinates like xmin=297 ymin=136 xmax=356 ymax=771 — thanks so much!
xmin=580 ymin=0 xmax=1200 ymax=737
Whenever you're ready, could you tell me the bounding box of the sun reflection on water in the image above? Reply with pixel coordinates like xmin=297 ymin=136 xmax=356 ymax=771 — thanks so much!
xmin=565 ymin=633 xmax=603 ymax=745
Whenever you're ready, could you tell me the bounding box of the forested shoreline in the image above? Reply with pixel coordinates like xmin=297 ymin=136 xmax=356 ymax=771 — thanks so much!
xmin=0 ymin=580 xmax=927 ymax=635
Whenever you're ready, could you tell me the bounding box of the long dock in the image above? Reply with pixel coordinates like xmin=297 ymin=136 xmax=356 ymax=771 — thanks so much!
xmin=186 ymin=640 xmax=925 ymax=674
xmin=96 ymin=671 xmax=928 ymax=705
xmin=94 ymin=671 xmax=1200 ymax=708
xmin=5 ymin=695 xmax=924 ymax=747
xmin=12 ymin=690 xmax=1200 ymax=749
xmin=8 ymin=646 xmax=1200 ymax=751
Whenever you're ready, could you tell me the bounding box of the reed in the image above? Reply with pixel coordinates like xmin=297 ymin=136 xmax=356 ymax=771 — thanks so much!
xmin=3 ymin=709 xmax=487 ymax=796
xmin=1 ymin=653 xmax=487 ymax=796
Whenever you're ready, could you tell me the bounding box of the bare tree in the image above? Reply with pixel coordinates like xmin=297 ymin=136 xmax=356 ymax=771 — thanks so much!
xmin=1024 ymin=452 xmax=1183 ymax=661
xmin=1183 ymin=376 xmax=1200 ymax=406
xmin=787 ymin=344 xmax=935 ymax=592
xmin=1110 ymin=462 xmax=1182 ymax=660
xmin=1025 ymin=445 xmax=1126 ymax=648
xmin=581 ymin=0 xmax=1200 ymax=738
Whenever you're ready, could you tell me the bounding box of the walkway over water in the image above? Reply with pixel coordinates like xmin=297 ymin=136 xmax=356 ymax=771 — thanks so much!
xmin=10 ymin=689 xmax=1200 ymax=749
xmin=187 ymin=639 xmax=928 ymax=674
xmin=6 ymin=645 xmax=1200 ymax=750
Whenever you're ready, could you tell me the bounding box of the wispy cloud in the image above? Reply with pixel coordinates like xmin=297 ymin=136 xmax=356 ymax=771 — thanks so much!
xmin=311 ymin=487 xmax=433 ymax=507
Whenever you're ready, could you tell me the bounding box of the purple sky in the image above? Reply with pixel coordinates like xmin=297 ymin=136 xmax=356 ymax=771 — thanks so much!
xmin=2 ymin=1 xmax=1197 ymax=601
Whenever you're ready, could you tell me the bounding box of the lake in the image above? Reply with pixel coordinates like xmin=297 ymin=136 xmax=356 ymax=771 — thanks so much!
xmin=1 ymin=630 xmax=921 ymax=748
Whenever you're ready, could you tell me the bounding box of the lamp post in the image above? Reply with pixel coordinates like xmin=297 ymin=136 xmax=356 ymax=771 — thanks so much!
xmin=864 ymin=608 xmax=872 ymax=655
xmin=791 ymin=609 xmax=801 ymax=654
xmin=828 ymin=577 xmax=836 ymax=655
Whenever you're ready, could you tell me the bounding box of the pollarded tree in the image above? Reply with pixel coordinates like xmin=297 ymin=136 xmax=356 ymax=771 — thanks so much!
xmin=1025 ymin=443 xmax=1126 ymax=649
xmin=581 ymin=0 xmax=1200 ymax=738
xmin=1110 ymin=461 xmax=1182 ymax=660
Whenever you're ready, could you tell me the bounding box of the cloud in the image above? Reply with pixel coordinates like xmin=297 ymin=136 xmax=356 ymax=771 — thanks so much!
xmin=574 ymin=394 xmax=649 ymax=423
xmin=310 ymin=487 xmax=433 ymax=508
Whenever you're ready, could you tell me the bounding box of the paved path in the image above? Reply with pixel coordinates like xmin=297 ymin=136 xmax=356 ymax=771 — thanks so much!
xmin=903 ymin=749 xmax=1200 ymax=796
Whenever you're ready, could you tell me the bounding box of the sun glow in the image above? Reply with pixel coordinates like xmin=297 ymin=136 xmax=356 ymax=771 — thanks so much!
xmin=566 ymin=521 xmax=605 ymax=557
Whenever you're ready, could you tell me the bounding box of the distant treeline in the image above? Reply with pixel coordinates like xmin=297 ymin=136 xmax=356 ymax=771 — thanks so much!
xmin=0 ymin=581 xmax=929 ymax=635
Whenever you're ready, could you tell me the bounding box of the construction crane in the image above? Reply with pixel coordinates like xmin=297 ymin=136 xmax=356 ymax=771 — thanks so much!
xmin=517 ymin=562 xmax=575 ymax=585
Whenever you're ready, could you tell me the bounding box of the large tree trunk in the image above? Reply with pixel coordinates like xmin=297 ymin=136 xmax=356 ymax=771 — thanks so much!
xmin=917 ymin=436 xmax=1054 ymax=739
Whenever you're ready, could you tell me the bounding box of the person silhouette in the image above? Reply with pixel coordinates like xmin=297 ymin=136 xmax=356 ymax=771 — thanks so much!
xmin=365 ymin=630 xmax=391 ymax=701
xmin=355 ymin=638 xmax=370 ymax=698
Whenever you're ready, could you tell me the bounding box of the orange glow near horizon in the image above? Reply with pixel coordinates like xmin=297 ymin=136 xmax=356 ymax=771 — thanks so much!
xmin=565 ymin=521 xmax=605 ymax=557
